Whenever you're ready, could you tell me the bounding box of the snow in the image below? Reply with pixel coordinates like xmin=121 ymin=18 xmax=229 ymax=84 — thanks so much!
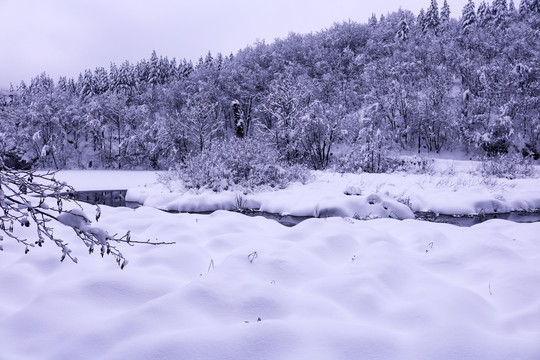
xmin=56 ymin=208 xmax=91 ymax=229
xmin=1 ymin=204 xmax=539 ymax=359
xmin=48 ymin=170 xmax=162 ymax=191
xmin=2 ymin=161 xmax=536 ymax=359
xmin=103 ymin=159 xmax=540 ymax=218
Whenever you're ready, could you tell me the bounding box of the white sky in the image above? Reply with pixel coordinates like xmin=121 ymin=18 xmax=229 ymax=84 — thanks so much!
xmin=0 ymin=0 xmax=480 ymax=89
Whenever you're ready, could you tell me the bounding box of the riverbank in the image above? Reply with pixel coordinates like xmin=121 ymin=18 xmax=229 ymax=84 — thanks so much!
xmin=2 ymin=161 xmax=539 ymax=359
xmin=51 ymin=159 xmax=540 ymax=218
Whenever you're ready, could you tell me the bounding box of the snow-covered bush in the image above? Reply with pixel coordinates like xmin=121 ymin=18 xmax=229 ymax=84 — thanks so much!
xmin=480 ymin=153 xmax=536 ymax=179
xmin=170 ymin=137 xmax=310 ymax=192
xmin=332 ymin=126 xmax=397 ymax=174
xmin=481 ymin=114 xmax=514 ymax=156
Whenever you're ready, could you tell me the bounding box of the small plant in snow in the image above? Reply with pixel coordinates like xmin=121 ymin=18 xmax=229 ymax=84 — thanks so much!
xmin=344 ymin=185 xmax=363 ymax=196
xmin=234 ymin=193 xmax=248 ymax=212
xmin=248 ymin=251 xmax=258 ymax=263
xmin=396 ymin=193 xmax=412 ymax=208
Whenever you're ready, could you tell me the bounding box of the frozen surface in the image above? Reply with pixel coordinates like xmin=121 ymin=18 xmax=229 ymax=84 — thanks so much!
xmin=49 ymin=170 xmax=163 ymax=191
xmin=1 ymin=202 xmax=539 ymax=360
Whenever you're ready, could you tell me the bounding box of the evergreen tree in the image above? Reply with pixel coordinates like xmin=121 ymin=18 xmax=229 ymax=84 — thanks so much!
xmin=417 ymin=8 xmax=426 ymax=31
xmin=178 ymin=59 xmax=194 ymax=79
xmin=147 ymin=50 xmax=161 ymax=87
xmin=67 ymin=78 xmax=77 ymax=95
xmin=508 ymin=0 xmax=517 ymax=15
xmin=461 ymin=0 xmax=477 ymax=33
xmin=440 ymin=0 xmax=451 ymax=26
xmin=109 ymin=63 xmax=119 ymax=92
xmin=477 ymin=1 xmax=493 ymax=26
xmin=159 ymin=56 xmax=172 ymax=83
xmin=493 ymin=0 xmax=509 ymax=24
xmin=396 ymin=15 xmax=410 ymax=41
xmin=368 ymin=13 xmax=378 ymax=26
xmin=530 ymin=0 xmax=540 ymax=13
xmin=80 ymin=69 xmax=95 ymax=100
xmin=519 ymin=0 xmax=531 ymax=16
xmin=425 ymin=0 xmax=440 ymax=32
xmin=94 ymin=67 xmax=109 ymax=95
xmin=57 ymin=76 xmax=67 ymax=92
xmin=169 ymin=58 xmax=179 ymax=79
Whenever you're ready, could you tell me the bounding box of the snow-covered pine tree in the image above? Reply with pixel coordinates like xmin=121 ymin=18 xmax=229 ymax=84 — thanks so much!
xmin=169 ymin=58 xmax=178 ymax=80
xmin=519 ymin=0 xmax=531 ymax=16
xmin=477 ymin=1 xmax=493 ymax=26
xmin=440 ymin=0 xmax=451 ymax=28
xmin=461 ymin=0 xmax=477 ymax=33
xmin=204 ymin=51 xmax=214 ymax=68
xmin=425 ymin=0 xmax=440 ymax=32
xmin=94 ymin=67 xmax=109 ymax=95
xmin=67 ymin=78 xmax=77 ymax=96
xmin=159 ymin=56 xmax=172 ymax=84
xmin=178 ymin=59 xmax=194 ymax=79
xmin=57 ymin=76 xmax=67 ymax=92
xmin=147 ymin=50 xmax=161 ymax=87
xmin=79 ymin=69 xmax=95 ymax=101
xmin=493 ymin=0 xmax=509 ymax=25
xmin=417 ymin=8 xmax=426 ymax=31
xmin=109 ymin=62 xmax=120 ymax=93
xmin=396 ymin=15 xmax=410 ymax=41
xmin=368 ymin=13 xmax=378 ymax=27
xmin=530 ymin=0 xmax=540 ymax=13
xmin=508 ymin=0 xmax=517 ymax=15
xmin=116 ymin=61 xmax=136 ymax=96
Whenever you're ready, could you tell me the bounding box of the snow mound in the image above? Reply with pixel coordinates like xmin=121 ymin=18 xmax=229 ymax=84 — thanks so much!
xmin=315 ymin=193 xmax=414 ymax=219
xmin=1 ymin=207 xmax=539 ymax=359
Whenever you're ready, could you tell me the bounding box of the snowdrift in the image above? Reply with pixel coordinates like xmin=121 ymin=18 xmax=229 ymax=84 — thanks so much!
xmin=1 ymin=205 xmax=539 ymax=359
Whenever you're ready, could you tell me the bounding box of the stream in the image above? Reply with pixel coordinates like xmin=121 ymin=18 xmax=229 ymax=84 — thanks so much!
xmin=60 ymin=190 xmax=540 ymax=227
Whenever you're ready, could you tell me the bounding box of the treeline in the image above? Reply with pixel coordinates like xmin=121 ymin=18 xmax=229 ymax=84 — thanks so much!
xmin=1 ymin=0 xmax=539 ymax=171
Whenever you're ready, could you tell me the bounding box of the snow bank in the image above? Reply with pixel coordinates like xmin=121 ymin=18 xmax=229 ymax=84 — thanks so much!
xmin=119 ymin=166 xmax=540 ymax=218
xmin=1 ymin=205 xmax=539 ymax=359
xmin=51 ymin=160 xmax=540 ymax=218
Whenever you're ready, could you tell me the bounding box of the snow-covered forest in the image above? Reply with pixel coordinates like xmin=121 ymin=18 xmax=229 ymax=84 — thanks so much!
xmin=1 ymin=0 xmax=539 ymax=173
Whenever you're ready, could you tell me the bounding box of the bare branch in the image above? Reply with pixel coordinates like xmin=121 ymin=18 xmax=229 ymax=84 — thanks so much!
xmin=1 ymin=165 xmax=174 ymax=268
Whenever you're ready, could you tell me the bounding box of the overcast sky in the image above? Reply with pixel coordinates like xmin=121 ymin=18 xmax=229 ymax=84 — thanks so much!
xmin=0 ymin=0 xmax=480 ymax=89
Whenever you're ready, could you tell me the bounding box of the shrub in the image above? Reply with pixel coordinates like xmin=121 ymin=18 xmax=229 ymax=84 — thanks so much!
xmin=169 ymin=137 xmax=310 ymax=192
xmin=332 ymin=143 xmax=398 ymax=174
xmin=394 ymin=156 xmax=436 ymax=174
xmin=480 ymin=153 xmax=536 ymax=179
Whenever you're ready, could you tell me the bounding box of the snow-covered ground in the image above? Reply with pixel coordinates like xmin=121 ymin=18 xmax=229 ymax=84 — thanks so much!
xmin=105 ymin=159 xmax=539 ymax=218
xmin=1 ymin=161 xmax=539 ymax=359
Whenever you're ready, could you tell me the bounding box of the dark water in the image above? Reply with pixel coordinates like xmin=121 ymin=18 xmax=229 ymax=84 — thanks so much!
xmin=243 ymin=210 xmax=540 ymax=227
xmin=62 ymin=190 xmax=540 ymax=227
xmin=58 ymin=190 xmax=128 ymax=207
